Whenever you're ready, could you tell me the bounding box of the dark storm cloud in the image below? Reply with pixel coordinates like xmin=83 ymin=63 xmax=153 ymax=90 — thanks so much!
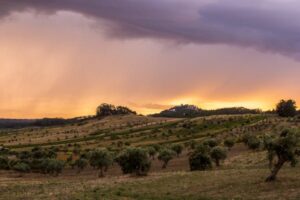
xmin=1 ymin=0 xmax=300 ymax=58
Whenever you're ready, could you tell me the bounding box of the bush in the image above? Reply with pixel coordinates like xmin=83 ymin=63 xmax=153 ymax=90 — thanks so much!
xmin=247 ymin=137 xmax=261 ymax=150
xmin=0 ymin=156 xmax=10 ymax=170
xmin=210 ymin=146 xmax=227 ymax=166
xmin=171 ymin=144 xmax=184 ymax=157
xmin=29 ymin=159 xmax=44 ymax=172
xmin=203 ymin=138 xmax=218 ymax=148
xmin=189 ymin=145 xmax=212 ymax=171
xmin=147 ymin=147 xmax=157 ymax=160
xmin=74 ymin=158 xmax=88 ymax=173
xmin=13 ymin=162 xmax=31 ymax=175
xmin=188 ymin=140 xmax=197 ymax=150
xmin=224 ymin=138 xmax=235 ymax=150
xmin=41 ymin=159 xmax=64 ymax=176
xmin=116 ymin=148 xmax=151 ymax=176
xmin=89 ymin=149 xmax=113 ymax=177
xmin=158 ymin=148 xmax=175 ymax=169
xmin=18 ymin=151 xmax=31 ymax=160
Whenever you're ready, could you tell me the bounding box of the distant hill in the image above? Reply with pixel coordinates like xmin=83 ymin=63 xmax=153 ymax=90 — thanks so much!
xmin=151 ymin=104 xmax=261 ymax=118
xmin=0 ymin=119 xmax=36 ymax=129
xmin=0 ymin=103 xmax=137 ymax=129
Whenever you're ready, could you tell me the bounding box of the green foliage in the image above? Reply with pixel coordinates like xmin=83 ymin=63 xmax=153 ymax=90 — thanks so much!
xmin=265 ymin=129 xmax=299 ymax=181
xmin=74 ymin=158 xmax=88 ymax=173
xmin=72 ymin=145 xmax=81 ymax=156
xmin=188 ymin=140 xmax=197 ymax=150
xmin=116 ymin=148 xmax=151 ymax=176
xmin=0 ymin=156 xmax=10 ymax=170
xmin=210 ymin=146 xmax=227 ymax=166
xmin=151 ymin=144 xmax=161 ymax=152
xmin=158 ymin=148 xmax=176 ymax=169
xmin=171 ymin=144 xmax=184 ymax=157
xmin=202 ymin=138 xmax=218 ymax=148
xmin=12 ymin=162 xmax=31 ymax=174
xmin=41 ymin=159 xmax=64 ymax=176
xmin=224 ymin=137 xmax=235 ymax=149
xmin=18 ymin=151 xmax=31 ymax=160
xmin=246 ymin=136 xmax=261 ymax=150
xmin=189 ymin=145 xmax=212 ymax=171
xmin=89 ymin=149 xmax=113 ymax=177
xmin=276 ymin=99 xmax=297 ymax=117
xmin=146 ymin=146 xmax=157 ymax=160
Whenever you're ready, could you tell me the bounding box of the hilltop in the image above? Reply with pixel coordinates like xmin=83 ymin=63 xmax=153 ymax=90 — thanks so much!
xmin=151 ymin=104 xmax=261 ymax=118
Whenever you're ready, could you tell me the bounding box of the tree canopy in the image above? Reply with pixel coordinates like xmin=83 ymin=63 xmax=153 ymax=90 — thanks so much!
xmin=96 ymin=103 xmax=136 ymax=117
xmin=276 ymin=99 xmax=297 ymax=117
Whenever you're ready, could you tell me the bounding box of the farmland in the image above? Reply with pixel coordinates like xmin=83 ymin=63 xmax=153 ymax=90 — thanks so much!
xmin=0 ymin=113 xmax=300 ymax=200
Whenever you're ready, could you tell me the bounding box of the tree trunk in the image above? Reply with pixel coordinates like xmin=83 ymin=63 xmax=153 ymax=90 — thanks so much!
xmin=98 ymin=168 xmax=104 ymax=178
xmin=162 ymin=162 xmax=167 ymax=169
xmin=265 ymin=159 xmax=285 ymax=182
xmin=215 ymin=159 xmax=220 ymax=167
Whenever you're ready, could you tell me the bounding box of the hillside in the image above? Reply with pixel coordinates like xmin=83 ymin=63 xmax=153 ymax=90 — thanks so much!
xmin=0 ymin=113 xmax=299 ymax=199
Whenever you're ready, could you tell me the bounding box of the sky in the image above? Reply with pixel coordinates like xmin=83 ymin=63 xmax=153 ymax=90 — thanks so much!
xmin=0 ymin=0 xmax=300 ymax=118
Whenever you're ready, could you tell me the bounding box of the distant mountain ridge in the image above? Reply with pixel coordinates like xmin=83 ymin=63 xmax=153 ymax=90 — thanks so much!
xmin=151 ymin=104 xmax=261 ymax=118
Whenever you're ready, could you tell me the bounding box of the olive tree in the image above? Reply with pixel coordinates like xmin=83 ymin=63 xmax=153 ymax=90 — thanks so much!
xmin=171 ymin=144 xmax=184 ymax=157
xmin=247 ymin=136 xmax=261 ymax=150
xmin=224 ymin=137 xmax=235 ymax=150
xmin=41 ymin=159 xmax=64 ymax=176
xmin=116 ymin=148 xmax=151 ymax=176
xmin=189 ymin=145 xmax=212 ymax=171
xmin=74 ymin=158 xmax=88 ymax=174
xmin=203 ymin=138 xmax=218 ymax=148
xmin=89 ymin=149 xmax=113 ymax=177
xmin=265 ymin=130 xmax=299 ymax=182
xmin=147 ymin=146 xmax=157 ymax=160
xmin=158 ymin=148 xmax=175 ymax=169
xmin=210 ymin=146 xmax=227 ymax=167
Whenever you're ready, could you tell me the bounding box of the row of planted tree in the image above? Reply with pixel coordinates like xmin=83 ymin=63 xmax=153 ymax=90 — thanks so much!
xmin=0 ymin=129 xmax=299 ymax=182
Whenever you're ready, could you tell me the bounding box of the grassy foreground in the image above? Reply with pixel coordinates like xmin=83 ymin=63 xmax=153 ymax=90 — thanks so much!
xmin=1 ymin=166 xmax=299 ymax=200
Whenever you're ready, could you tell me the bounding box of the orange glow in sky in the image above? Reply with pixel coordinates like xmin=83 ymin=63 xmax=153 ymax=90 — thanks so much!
xmin=0 ymin=11 xmax=299 ymax=118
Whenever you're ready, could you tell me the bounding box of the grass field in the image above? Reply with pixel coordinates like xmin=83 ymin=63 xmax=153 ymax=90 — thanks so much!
xmin=0 ymin=114 xmax=299 ymax=200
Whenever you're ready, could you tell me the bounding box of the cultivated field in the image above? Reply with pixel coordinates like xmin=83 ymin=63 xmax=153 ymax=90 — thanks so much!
xmin=0 ymin=114 xmax=299 ymax=200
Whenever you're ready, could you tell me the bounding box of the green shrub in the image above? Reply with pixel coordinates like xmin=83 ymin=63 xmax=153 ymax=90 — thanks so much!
xmin=210 ymin=146 xmax=227 ymax=166
xmin=203 ymin=138 xmax=218 ymax=148
xmin=158 ymin=148 xmax=176 ymax=169
xmin=116 ymin=148 xmax=151 ymax=176
xmin=247 ymin=137 xmax=261 ymax=150
xmin=74 ymin=158 xmax=88 ymax=173
xmin=147 ymin=147 xmax=157 ymax=160
xmin=41 ymin=159 xmax=64 ymax=176
xmin=0 ymin=156 xmax=10 ymax=170
xmin=13 ymin=162 xmax=31 ymax=175
xmin=89 ymin=149 xmax=113 ymax=177
xmin=171 ymin=144 xmax=184 ymax=157
xmin=224 ymin=137 xmax=235 ymax=150
xmin=189 ymin=145 xmax=212 ymax=171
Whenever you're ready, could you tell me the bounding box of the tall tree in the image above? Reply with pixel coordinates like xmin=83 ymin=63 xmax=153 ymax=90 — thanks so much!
xmin=276 ymin=99 xmax=297 ymax=117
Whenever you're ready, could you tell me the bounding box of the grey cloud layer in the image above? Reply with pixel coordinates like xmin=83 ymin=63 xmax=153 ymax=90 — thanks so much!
xmin=1 ymin=0 xmax=300 ymax=58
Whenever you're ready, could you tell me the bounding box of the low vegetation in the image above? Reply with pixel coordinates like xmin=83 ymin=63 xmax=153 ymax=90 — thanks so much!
xmin=0 ymin=100 xmax=299 ymax=199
